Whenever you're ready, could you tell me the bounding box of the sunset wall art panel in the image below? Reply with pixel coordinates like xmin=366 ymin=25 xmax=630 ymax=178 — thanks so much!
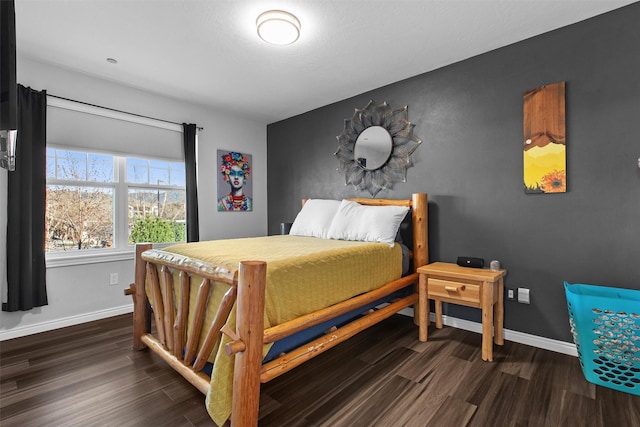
xmin=523 ymin=81 xmax=566 ymax=194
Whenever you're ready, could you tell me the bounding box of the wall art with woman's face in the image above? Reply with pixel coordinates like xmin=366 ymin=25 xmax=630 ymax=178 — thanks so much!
xmin=217 ymin=150 xmax=253 ymax=212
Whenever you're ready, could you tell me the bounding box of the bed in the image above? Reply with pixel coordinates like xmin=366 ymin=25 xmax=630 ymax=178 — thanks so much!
xmin=124 ymin=193 xmax=429 ymax=426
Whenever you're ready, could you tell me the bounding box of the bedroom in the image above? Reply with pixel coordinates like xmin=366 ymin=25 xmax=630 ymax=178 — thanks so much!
xmin=1 ymin=1 xmax=639 ymax=425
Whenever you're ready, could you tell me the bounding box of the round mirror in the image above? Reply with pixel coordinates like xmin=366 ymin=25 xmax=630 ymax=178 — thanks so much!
xmin=353 ymin=126 xmax=392 ymax=170
xmin=335 ymin=100 xmax=422 ymax=197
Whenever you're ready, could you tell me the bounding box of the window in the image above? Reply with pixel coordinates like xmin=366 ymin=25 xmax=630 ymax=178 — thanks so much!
xmin=46 ymin=148 xmax=186 ymax=256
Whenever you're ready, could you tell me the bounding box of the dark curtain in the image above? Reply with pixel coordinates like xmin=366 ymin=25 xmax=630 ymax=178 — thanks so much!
xmin=3 ymin=85 xmax=47 ymax=312
xmin=183 ymin=123 xmax=199 ymax=242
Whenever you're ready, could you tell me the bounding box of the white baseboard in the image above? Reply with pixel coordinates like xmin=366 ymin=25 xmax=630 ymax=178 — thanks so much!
xmin=2 ymin=305 xmax=578 ymax=358
xmin=0 ymin=304 xmax=134 ymax=341
xmin=397 ymin=307 xmax=578 ymax=357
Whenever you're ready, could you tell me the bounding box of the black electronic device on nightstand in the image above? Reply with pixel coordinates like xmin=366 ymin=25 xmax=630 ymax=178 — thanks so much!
xmin=456 ymin=256 xmax=485 ymax=269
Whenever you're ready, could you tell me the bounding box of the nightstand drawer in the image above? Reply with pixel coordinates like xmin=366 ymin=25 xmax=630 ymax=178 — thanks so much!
xmin=428 ymin=278 xmax=480 ymax=304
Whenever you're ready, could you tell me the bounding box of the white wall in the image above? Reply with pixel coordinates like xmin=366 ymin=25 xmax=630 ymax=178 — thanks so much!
xmin=0 ymin=56 xmax=268 ymax=340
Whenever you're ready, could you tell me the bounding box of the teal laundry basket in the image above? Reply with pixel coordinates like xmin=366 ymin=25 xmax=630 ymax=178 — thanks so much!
xmin=564 ymin=282 xmax=640 ymax=395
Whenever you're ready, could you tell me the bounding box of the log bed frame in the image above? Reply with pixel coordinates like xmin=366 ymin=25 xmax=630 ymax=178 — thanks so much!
xmin=124 ymin=193 xmax=429 ymax=426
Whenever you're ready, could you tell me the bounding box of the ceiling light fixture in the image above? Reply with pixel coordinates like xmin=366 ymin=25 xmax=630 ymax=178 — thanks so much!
xmin=256 ymin=10 xmax=300 ymax=45
xmin=106 ymin=58 xmax=118 ymax=64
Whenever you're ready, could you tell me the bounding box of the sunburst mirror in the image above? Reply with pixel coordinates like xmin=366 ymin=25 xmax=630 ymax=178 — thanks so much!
xmin=334 ymin=100 xmax=422 ymax=197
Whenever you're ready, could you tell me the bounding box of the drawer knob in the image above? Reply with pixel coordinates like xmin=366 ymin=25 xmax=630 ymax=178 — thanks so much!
xmin=445 ymin=285 xmax=465 ymax=292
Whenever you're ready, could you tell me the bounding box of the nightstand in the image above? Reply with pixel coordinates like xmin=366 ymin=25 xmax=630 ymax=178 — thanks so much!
xmin=417 ymin=262 xmax=506 ymax=361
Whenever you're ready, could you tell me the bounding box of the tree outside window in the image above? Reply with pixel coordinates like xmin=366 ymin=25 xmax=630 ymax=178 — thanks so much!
xmin=45 ymin=148 xmax=186 ymax=254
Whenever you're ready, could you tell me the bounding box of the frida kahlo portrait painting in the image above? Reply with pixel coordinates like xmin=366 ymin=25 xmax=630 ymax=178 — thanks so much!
xmin=217 ymin=150 xmax=253 ymax=211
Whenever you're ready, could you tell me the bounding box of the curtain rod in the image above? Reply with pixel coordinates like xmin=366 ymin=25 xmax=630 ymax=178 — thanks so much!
xmin=47 ymin=94 xmax=204 ymax=131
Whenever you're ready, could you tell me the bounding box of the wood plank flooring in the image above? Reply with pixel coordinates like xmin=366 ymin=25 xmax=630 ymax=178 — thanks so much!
xmin=1 ymin=314 xmax=639 ymax=426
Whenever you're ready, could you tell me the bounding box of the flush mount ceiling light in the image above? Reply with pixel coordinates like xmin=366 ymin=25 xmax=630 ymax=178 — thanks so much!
xmin=256 ymin=10 xmax=300 ymax=45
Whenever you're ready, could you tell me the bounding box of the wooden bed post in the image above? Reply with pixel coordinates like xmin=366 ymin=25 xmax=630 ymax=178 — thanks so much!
xmin=130 ymin=243 xmax=152 ymax=350
xmin=412 ymin=194 xmax=428 ymax=331
xmin=231 ymin=261 xmax=267 ymax=427
xmin=412 ymin=193 xmax=429 ymax=271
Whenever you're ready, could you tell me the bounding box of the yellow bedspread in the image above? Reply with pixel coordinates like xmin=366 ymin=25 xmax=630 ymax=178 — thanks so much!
xmin=158 ymin=235 xmax=402 ymax=424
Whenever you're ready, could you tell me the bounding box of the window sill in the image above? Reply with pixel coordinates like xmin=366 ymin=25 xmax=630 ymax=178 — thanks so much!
xmin=46 ymin=249 xmax=135 ymax=268
xmin=45 ymin=242 xmax=176 ymax=268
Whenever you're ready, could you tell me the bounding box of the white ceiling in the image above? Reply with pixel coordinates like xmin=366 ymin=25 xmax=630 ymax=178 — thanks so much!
xmin=15 ymin=0 xmax=637 ymax=124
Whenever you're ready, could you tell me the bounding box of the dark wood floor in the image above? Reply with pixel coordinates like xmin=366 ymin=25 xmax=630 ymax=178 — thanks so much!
xmin=1 ymin=314 xmax=639 ymax=426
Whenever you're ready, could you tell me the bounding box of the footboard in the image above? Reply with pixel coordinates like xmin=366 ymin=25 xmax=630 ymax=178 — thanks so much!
xmin=124 ymin=244 xmax=266 ymax=402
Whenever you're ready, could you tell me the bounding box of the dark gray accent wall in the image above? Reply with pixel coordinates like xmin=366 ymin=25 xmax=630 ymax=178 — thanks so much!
xmin=267 ymin=4 xmax=640 ymax=342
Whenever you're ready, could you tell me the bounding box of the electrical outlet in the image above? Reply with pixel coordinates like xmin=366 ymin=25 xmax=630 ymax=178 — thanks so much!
xmin=506 ymin=288 xmax=515 ymax=300
xmin=109 ymin=273 xmax=118 ymax=286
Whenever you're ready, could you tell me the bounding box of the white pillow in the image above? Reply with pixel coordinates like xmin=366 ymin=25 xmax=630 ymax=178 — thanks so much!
xmin=289 ymin=199 xmax=342 ymax=239
xmin=327 ymin=200 xmax=409 ymax=246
